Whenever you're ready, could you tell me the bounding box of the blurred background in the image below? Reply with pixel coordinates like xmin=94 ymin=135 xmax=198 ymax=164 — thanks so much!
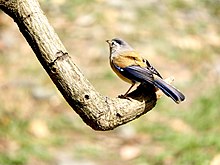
xmin=0 ymin=0 xmax=220 ymax=164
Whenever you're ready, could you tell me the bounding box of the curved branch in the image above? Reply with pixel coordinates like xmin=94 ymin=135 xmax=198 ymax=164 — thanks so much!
xmin=0 ymin=0 xmax=161 ymax=130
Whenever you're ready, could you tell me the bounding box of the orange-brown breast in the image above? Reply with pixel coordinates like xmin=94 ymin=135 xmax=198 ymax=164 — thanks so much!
xmin=110 ymin=60 xmax=133 ymax=84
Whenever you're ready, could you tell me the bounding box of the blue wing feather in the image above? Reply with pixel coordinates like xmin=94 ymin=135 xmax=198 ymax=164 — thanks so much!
xmin=113 ymin=64 xmax=154 ymax=84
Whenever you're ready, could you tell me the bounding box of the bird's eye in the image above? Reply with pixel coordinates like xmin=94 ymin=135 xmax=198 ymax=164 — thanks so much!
xmin=111 ymin=41 xmax=116 ymax=46
xmin=111 ymin=41 xmax=120 ymax=48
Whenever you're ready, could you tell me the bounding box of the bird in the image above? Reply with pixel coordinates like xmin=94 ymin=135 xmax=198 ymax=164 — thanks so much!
xmin=106 ymin=38 xmax=185 ymax=104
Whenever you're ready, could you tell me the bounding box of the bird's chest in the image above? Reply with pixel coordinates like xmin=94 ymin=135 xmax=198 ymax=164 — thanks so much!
xmin=110 ymin=58 xmax=133 ymax=84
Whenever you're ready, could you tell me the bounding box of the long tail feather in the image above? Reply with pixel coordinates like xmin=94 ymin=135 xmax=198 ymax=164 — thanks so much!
xmin=153 ymin=78 xmax=185 ymax=104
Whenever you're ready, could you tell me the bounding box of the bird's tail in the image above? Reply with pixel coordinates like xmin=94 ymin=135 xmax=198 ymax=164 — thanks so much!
xmin=153 ymin=77 xmax=185 ymax=104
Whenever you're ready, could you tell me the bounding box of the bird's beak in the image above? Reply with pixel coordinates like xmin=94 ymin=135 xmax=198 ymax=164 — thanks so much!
xmin=106 ymin=40 xmax=111 ymax=44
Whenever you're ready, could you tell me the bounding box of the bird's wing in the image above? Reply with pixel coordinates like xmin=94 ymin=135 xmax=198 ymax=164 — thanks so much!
xmin=113 ymin=63 xmax=154 ymax=84
xmin=143 ymin=59 xmax=163 ymax=79
xmin=112 ymin=50 xmax=163 ymax=84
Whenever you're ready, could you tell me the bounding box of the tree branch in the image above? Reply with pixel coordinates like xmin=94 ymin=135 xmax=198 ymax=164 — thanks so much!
xmin=0 ymin=0 xmax=161 ymax=130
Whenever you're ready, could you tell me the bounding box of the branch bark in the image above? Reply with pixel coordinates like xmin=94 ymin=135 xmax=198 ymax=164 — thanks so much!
xmin=0 ymin=0 xmax=160 ymax=130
